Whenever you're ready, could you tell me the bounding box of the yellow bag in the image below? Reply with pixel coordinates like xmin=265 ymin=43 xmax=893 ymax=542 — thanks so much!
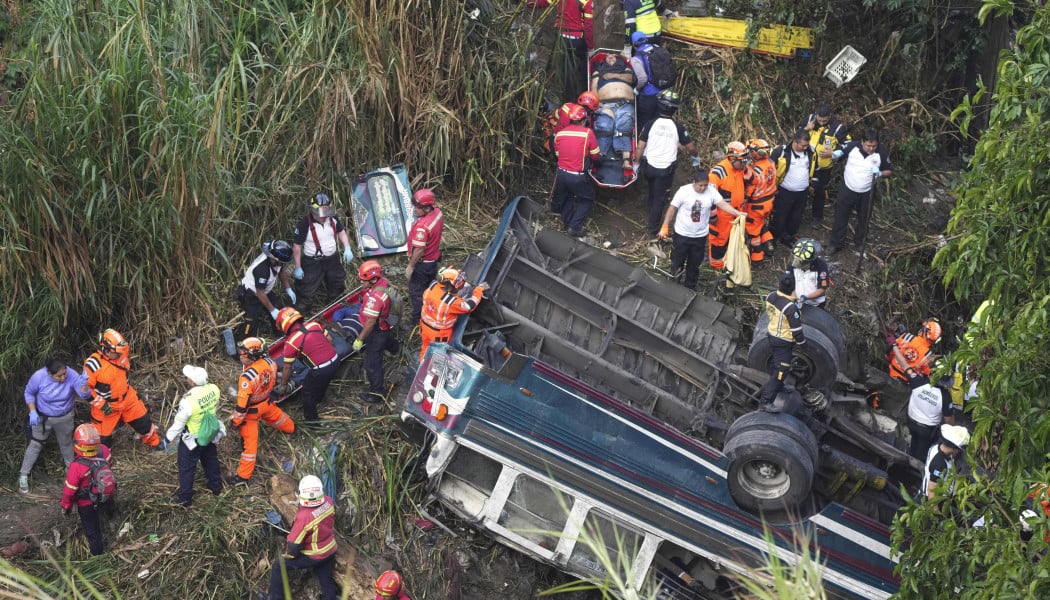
xmin=724 ymin=215 xmax=751 ymax=287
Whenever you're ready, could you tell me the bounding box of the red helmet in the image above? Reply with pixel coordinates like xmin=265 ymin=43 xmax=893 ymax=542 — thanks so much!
xmin=576 ymin=91 xmax=600 ymax=111
xmin=375 ymin=570 xmax=404 ymax=596
xmin=726 ymin=141 xmax=748 ymax=159
xmin=358 ymin=260 xmax=383 ymax=281
xmin=99 ymin=328 xmax=128 ymax=354
xmin=276 ymin=307 xmax=303 ymax=334
xmin=567 ymin=103 xmax=588 ymax=122
xmin=412 ymin=188 xmax=436 ymax=207
xmin=74 ymin=424 xmax=101 ymax=457
xmin=922 ymin=319 xmax=942 ymax=343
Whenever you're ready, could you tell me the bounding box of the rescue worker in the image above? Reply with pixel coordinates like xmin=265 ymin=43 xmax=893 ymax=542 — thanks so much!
xmin=236 ymin=239 xmax=295 ymax=336
xmin=892 ymin=346 xmax=954 ymax=460
xmin=707 ymin=142 xmax=752 ymax=271
xmin=555 ymin=0 xmax=589 ymax=100
xmin=624 ymin=0 xmax=663 ymax=45
xmin=19 ymin=358 xmax=90 ymax=493
xmin=800 ymin=106 xmax=849 ymax=228
xmin=551 ymin=104 xmax=601 ymax=238
xmin=164 ymin=365 xmax=225 ymax=506
xmin=634 ymin=89 xmax=699 ymax=237
xmin=789 ymin=239 xmax=830 ymax=309
xmin=375 ymin=570 xmax=412 ymax=600
xmin=405 ymin=188 xmax=445 ymax=327
xmin=657 ymin=170 xmax=743 ymax=290
xmin=629 ymin=33 xmax=662 ymax=129
xmin=552 ymin=93 xmax=600 ymax=142
xmin=61 ymin=424 xmax=114 ymax=556
xmin=291 ymin=193 xmax=355 ymax=314
xmin=230 ymin=337 xmax=295 ymax=485
xmin=353 ymin=261 xmax=401 ymax=404
xmin=827 ymin=130 xmax=893 ymax=254
xmin=923 ymin=424 xmax=970 ymax=500
xmin=888 ymin=319 xmax=941 ymax=382
xmin=84 ymin=329 xmax=164 ymax=451
xmin=757 ymin=271 xmax=805 ymax=408
xmin=420 ymin=268 xmax=489 ymax=361
xmin=743 ymin=138 xmax=777 ymax=262
xmin=266 ymin=475 xmax=337 ymax=600
xmin=276 ymin=308 xmax=339 ymax=426
xmin=769 ymin=130 xmax=814 ymax=245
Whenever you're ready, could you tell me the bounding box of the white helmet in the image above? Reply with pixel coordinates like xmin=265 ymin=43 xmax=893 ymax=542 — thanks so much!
xmin=940 ymin=424 xmax=971 ymax=450
xmin=298 ymin=475 xmax=325 ymax=507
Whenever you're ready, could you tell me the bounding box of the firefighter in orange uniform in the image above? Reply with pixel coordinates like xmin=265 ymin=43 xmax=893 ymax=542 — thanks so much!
xmin=229 ymin=337 xmax=294 ymax=485
xmin=707 ymin=142 xmax=752 ymax=270
xmin=888 ymin=318 xmax=942 ymax=382
xmin=84 ymin=329 xmax=163 ymax=450
xmin=419 ymin=268 xmax=489 ymax=361
xmin=744 ymin=138 xmax=777 ymax=262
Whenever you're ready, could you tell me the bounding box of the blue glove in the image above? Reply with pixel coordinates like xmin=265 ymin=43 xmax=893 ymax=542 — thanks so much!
xmin=797 ymin=295 xmax=808 ymax=307
xmin=871 ymin=165 xmax=881 ymax=177
xmin=832 ymin=149 xmax=843 ymax=160
xmin=293 ymin=267 xmax=304 ymax=280
xmin=352 ymin=339 xmax=364 ymax=352
xmin=285 ymin=288 xmax=297 ymax=305
xmin=691 ymin=156 xmax=701 ymax=168
xmin=165 ymin=438 xmax=178 ymax=454
xmin=270 ymin=308 xmax=279 ymax=320
xmin=342 ymin=246 xmax=354 ymax=264
xmin=28 ymin=410 xmax=39 ymax=427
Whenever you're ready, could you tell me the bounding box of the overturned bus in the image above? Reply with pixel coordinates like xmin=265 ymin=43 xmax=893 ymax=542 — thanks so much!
xmin=402 ymin=197 xmax=915 ymax=598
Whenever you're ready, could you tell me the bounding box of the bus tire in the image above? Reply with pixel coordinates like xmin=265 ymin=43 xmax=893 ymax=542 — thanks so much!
xmin=724 ymin=428 xmax=815 ymax=512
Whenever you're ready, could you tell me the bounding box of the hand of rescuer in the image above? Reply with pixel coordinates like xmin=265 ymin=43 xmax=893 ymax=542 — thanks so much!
xmin=270 ymin=308 xmax=280 ymax=320
xmin=342 ymin=246 xmax=354 ymax=264
xmin=871 ymin=165 xmax=881 ymax=177
xmin=293 ymin=267 xmax=304 ymax=280
xmin=405 ymin=264 xmax=414 ymax=281
xmin=285 ymin=287 xmax=297 ymax=305
xmin=658 ymin=224 xmax=670 ymax=240
xmin=231 ymin=411 xmax=246 ymax=428
xmin=92 ymin=397 xmax=114 ymax=415
xmin=352 ymin=338 xmax=365 ymax=352
xmin=691 ymin=156 xmax=701 ymax=168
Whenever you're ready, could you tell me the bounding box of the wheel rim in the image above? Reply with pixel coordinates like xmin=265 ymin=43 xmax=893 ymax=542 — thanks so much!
xmin=736 ymin=459 xmax=791 ymax=500
xmin=789 ymin=351 xmax=817 ymax=386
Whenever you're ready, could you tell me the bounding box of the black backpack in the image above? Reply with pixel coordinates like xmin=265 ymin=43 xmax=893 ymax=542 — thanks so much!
xmin=643 ymin=46 xmax=677 ymax=90
xmin=75 ymin=457 xmax=117 ymax=505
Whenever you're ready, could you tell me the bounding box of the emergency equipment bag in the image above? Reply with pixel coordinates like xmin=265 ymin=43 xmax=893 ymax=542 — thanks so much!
xmin=75 ymin=457 xmax=117 ymax=505
xmin=643 ymin=46 xmax=677 ymax=90
xmin=196 ymin=410 xmax=220 ymax=446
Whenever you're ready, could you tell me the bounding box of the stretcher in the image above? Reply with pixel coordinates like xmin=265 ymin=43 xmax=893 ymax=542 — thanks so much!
xmin=661 ymin=16 xmax=814 ymax=58
xmin=587 ymin=49 xmax=639 ymax=189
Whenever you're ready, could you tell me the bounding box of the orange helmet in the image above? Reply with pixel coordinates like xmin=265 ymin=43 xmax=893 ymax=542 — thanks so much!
xmin=922 ymin=318 xmax=942 ymax=344
xmin=237 ymin=336 xmax=266 ymax=359
xmin=726 ymin=141 xmax=748 ymax=159
xmin=358 ymin=260 xmax=383 ymax=281
xmin=99 ymin=328 xmax=128 ymax=354
xmin=576 ymin=91 xmax=600 ymax=111
xmin=276 ymin=307 xmax=303 ymax=334
xmin=74 ymin=424 xmax=101 ymax=457
xmin=412 ymin=188 xmax=436 ymax=207
xmin=748 ymin=138 xmax=771 ymax=158
xmin=567 ymin=103 xmax=588 ymax=122
xmin=439 ymin=267 xmax=465 ymax=289
xmin=375 ymin=570 xmax=404 ymax=596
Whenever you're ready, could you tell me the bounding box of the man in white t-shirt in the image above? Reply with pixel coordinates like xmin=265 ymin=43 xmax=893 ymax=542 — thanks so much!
xmin=769 ymin=131 xmax=814 ymax=245
xmin=828 ymin=130 xmax=892 ymax=254
xmin=657 ymin=171 xmax=743 ymax=290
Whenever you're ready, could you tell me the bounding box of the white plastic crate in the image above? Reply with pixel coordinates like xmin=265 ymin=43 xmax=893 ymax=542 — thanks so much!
xmin=824 ymin=45 xmax=867 ymax=87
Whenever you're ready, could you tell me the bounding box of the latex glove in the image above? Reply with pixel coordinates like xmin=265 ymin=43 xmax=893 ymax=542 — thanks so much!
xmin=478 ymin=282 xmax=491 ymax=291
xmin=285 ymin=288 xmax=297 ymax=305
xmin=691 ymin=156 xmax=701 ymax=168
xmin=164 ymin=438 xmax=178 ymax=454
xmin=270 ymin=308 xmax=280 ymax=320
xmin=293 ymin=267 xmax=304 ymax=280
xmin=342 ymin=246 xmax=354 ymax=264
xmin=832 ymin=149 xmax=843 ymax=160
xmin=657 ymin=224 xmax=670 ymax=240
xmin=352 ymin=339 xmax=365 ymax=352
xmin=799 ymin=294 xmax=808 ymax=304
xmin=871 ymin=165 xmax=881 ymax=177
xmin=28 ymin=410 xmax=39 ymax=427
xmin=405 ymin=265 xmax=414 ymax=281
xmin=734 ymin=214 xmax=747 ymax=225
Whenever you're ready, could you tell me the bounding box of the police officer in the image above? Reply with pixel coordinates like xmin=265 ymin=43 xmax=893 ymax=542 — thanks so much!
xmin=923 ymin=424 xmax=969 ymax=500
xmin=800 ymin=105 xmax=849 ymax=228
xmin=891 ymin=345 xmax=955 ymax=460
xmin=276 ymin=308 xmax=339 ymax=426
xmin=236 ymin=239 xmax=295 ymax=335
xmin=789 ymin=238 xmax=830 ymax=309
xmin=291 ymin=193 xmax=355 ymax=313
xmin=634 ymin=89 xmax=698 ymax=237
xmin=353 ymin=261 xmax=401 ymax=404
xmin=405 ymin=189 xmax=444 ymax=327
xmin=552 ymin=104 xmax=601 ymax=238
xmin=757 ymin=272 xmax=805 ymax=408
xmin=164 ymin=365 xmax=225 ymax=506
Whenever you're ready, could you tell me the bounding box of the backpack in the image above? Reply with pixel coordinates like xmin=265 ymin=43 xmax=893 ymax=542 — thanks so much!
xmin=196 ymin=410 xmax=220 ymax=446
xmin=75 ymin=457 xmax=116 ymax=505
xmin=643 ymin=46 xmax=677 ymax=90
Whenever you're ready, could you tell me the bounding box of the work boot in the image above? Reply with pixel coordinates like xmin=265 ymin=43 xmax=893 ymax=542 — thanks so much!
xmin=224 ymin=475 xmax=249 ymax=487
xmin=360 ymin=392 xmax=384 ymax=405
xmin=17 ymin=474 xmax=28 ymax=494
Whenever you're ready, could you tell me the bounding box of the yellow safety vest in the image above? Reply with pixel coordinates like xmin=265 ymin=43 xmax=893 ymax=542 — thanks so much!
xmin=184 ymin=384 xmax=220 ymax=434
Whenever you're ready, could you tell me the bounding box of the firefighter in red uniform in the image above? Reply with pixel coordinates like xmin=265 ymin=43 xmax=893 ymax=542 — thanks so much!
xmin=353 ymin=261 xmax=401 ymax=404
xmin=405 ymin=188 xmax=444 ymax=328
xmin=707 ymin=142 xmax=752 ymax=270
xmin=556 ymin=0 xmax=590 ymax=99
xmin=419 ymin=268 xmax=489 ymax=361
xmin=276 ymin=307 xmax=339 ymax=426
xmin=229 ymin=337 xmax=294 ymax=485
xmin=552 ymin=104 xmax=601 ymax=237
xmin=61 ymin=424 xmax=114 ymax=555
xmin=375 ymin=570 xmax=412 ymax=600
xmin=744 ymin=138 xmax=777 ymax=262
xmin=888 ymin=319 xmax=942 ymax=382
xmin=84 ymin=329 xmax=163 ymax=450
xmin=265 ymin=475 xmax=337 ymax=600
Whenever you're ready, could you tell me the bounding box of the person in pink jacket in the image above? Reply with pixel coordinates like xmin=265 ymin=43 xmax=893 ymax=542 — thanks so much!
xmin=60 ymin=424 xmax=114 ymax=555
